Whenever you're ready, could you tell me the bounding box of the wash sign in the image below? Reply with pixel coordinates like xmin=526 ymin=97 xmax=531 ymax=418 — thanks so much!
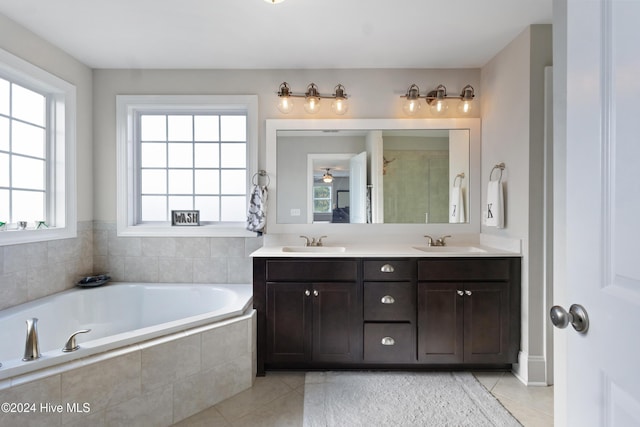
xmin=171 ymin=210 xmax=200 ymax=226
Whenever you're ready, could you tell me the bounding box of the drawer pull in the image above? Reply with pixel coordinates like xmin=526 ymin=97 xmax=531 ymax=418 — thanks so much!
xmin=381 ymin=337 xmax=395 ymax=346
xmin=313 ymin=290 xmax=319 ymax=297
xmin=305 ymin=290 xmax=311 ymax=296
xmin=457 ymin=290 xmax=464 ymax=296
xmin=465 ymin=290 xmax=473 ymax=296
xmin=381 ymin=295 xmax=395 ymax=304
xmin=380 ymin=264 xmax=395 ymax=273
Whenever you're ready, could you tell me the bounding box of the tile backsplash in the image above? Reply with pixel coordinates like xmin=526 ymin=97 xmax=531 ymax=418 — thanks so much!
xmin=0 ymin=221 xmax=262 ymax=311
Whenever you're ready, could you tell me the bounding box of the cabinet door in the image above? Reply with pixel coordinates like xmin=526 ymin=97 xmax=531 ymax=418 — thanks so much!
xmin=312 ymin=282 xmax=361 ymax=363
xmin=417 ymin=282 xmax=464 ymax=363
xmin=463 ymin=282 xmax=510 ymax=364
xmin=266 ymin=282 xmax=312 ymax=363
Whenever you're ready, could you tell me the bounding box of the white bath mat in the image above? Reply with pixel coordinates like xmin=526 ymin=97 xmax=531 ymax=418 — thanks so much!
xmin=303 ymin=371 xmax=521 ymax=427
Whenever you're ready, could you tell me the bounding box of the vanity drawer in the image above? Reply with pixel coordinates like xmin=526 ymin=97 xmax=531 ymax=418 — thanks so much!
xmin=266 ymin=259 xmax=357 ymax=281
xmin=417 ymin=259 xmax=511 ymax=281
xmin=364 ymin=323 xmax=415 ymax=362
xmin=364 ymin=282 xmax=415 ymax=321
xmin=363 ymin=260 xmax=414 ymax=281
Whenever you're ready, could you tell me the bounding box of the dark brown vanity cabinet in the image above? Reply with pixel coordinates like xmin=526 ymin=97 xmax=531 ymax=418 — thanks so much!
xmin=253 ymin=256 xmax=520 ymax=375
xmin=254 ymin=259 xmax=361 ymax=373
xmin=417 ymin=259 xmax=520 ymax=364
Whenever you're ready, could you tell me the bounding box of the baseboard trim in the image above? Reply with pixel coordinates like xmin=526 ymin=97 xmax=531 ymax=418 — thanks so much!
xmin=513 ymin=351 xmax=549 ymax=386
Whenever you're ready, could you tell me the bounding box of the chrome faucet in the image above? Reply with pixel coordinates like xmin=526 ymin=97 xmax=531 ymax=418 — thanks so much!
xmin=22 ymin=318 xmax=41 ymax=361
xmin=300 ymin=235 xmax=327 ymax=247
xmin=424 ymin=235 xmax=451 ymax=247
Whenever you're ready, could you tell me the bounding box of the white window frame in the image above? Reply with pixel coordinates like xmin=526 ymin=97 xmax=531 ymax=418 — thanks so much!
xmin=0 ymin=48 xmax=77 ymax=247
xmin=116 ymin=95 xmax=258 ymax=237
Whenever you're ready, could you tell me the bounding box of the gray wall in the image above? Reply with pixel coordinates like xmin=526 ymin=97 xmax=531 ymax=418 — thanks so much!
xmin=480 ymin=24 xmax=552 ymax=384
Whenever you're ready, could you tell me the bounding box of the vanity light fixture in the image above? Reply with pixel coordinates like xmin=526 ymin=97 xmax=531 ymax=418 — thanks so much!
xmin=276 ymin=82 xmax=349 ymax=115
xmin=322 ymin=168 xmax=334 ymax=183
xmin=401 ymin=84 xmax=475 ymax=116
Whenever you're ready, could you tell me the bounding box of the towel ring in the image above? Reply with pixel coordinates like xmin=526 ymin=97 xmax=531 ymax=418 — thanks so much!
xmin=454 ymin=173 xmax=465 ymax=187
xmin=489 ymin=163 xmax=505 ymax=181
xmin=252 ymin=170 xmax=270 ymax=187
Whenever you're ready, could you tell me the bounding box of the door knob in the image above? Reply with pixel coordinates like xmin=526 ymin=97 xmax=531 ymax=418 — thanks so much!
xmin=550 ymin=304 xmax=589 ymax=334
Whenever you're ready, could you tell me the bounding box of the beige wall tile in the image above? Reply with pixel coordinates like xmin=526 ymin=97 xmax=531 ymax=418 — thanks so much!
xmin=201 ymin=319 xmax=250 ymax=370
xmin=141 ymin=334 xmax=201 ymax=393
xmin=103 ymin=385 xmax=173 ymax=427
xmin=0 ymin=375 xmax=61 ymax=427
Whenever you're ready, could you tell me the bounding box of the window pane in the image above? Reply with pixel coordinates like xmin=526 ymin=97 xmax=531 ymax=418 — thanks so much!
xmin=314 ymin=186 xmax=331 ymax=198
xmin=168 ymin=143 xmax=193 ymax=168
xmin=194 ymin=115 xmax=219 ymax=141
xmin=12 ymin=83 xmax=45 ymax=127
xmin=195 ymin=196 xmax=219 ymax=221
xmin=141 ymin=115 xmax=166 ymax=141
xmin=220 ymin=170 xmax=246 ymax=194
xmin=168 ymin=170 xmax=193 ymax=194
xmin=220 ymin=143 xmax=246 ymax=168
xmin=141 ymin=196 xmax=167 ymax=221
xmin=220 ymin=116 xmax=246 ymax=141
xmin=220 ymin=196 xmax=246 ymax=221
xmin=168 ymin=115 xmax=192 ymax=141
xmin=0 ymin=78 xmax=9 ymax=116
xmin=12 ymin=120 xmax=45 ymax=158
xmin=195 ymin=170 xmax=219 ymax=194
xmin=168 ymin=196 xmax=193 ymax=212
xmin=141 ymin=143 xmax=166 ymax=167
xmin=0 ymin=189 xmax=8 ymax=220
xmin=141 ymin=170 xmax=166 ymax=194
xmin=0 ymin=153 xmax=8 ymax=187
xmin=12 ymin=156 xmax=44 ymax=190
xmin=0 ymin=116 xmax=8 ymax=151
xmin=194 ymin=143 xmax=219 ymax=168
xmin=12 ymin=190 xmax=44 ymax=222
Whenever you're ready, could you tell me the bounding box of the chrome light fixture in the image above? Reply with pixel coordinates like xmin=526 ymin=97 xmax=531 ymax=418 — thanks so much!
xmin=401 ymin=84 xmax=475 ymax=116
xmin=322 ymin=168 xmax=334 ymax=183
xmin=276 ymin=82 xmax=349 ymax=115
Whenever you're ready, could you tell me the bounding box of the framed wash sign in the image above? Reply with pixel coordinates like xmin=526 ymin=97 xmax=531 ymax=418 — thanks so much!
xmin=171 ymin=210 xmax=200 ymax=226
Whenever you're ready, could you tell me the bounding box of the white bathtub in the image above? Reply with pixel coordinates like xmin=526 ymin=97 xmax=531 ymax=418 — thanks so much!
xmin=0 ymin=282 xmax=253 ymax=380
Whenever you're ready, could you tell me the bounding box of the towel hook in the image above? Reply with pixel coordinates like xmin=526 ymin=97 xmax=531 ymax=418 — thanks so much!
xmin=454 ymin=173 xmax=465 ymax=187
xmin=251 ymin=170 xmax=270 ymax=187
xmin=489 ymin=163 xmax=505 ymax=181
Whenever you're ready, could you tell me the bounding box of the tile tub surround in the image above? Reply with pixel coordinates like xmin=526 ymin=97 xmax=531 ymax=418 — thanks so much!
xmin=0 ymin=221 xmax=94 ymax=311
xmin=93 ymin=222 xmax=263 ymax=285
xmin=0 ymin=310 xmax=257 ymax=427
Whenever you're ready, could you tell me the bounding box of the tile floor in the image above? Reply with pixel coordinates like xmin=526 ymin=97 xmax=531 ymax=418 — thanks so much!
xmin=172 ymin=371 xmax=554 ymax=427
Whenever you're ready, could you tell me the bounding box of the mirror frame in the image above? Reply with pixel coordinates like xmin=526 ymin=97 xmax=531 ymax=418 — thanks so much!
xmin=265 ymin=118 xmax=481 ymax=236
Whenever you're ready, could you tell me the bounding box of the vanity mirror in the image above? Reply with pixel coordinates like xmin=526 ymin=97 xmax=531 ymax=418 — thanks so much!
xmin=265 ymin=119 xmax=480 ymax=234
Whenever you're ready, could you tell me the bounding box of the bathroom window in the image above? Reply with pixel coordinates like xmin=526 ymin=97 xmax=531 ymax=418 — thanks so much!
xmin=116 ymin=95 xmax=258 ymax=237
xmin=313 ymin=185 xmax=332 ymax=214
xmin=0 ymin=48 xmax=77 ymax=246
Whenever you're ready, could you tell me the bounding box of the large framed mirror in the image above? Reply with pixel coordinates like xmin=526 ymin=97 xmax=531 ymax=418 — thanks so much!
xmin=265 ymin=118 xmax=481 ymax=236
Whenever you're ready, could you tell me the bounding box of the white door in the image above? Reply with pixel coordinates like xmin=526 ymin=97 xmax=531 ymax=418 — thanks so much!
xmin=349 ymin=151 xmax=367 ymax=223
xmin=555 ymin=0 xmax=640 ymax=425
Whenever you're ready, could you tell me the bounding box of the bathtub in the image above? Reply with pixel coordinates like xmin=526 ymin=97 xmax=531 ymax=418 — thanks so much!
xmin=0 ymin=282 xmax=255 ymax=425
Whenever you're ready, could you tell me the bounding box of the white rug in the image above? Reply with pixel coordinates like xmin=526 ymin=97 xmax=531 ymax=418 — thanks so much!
xmin=303 ymin=371 xmax=521 ymax=427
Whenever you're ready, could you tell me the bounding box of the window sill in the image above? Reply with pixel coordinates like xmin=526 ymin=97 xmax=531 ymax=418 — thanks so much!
xmin=0 ymin=226 xmax=77 ymax=247
xmin=116 ymin=223 xmax=258 ymax=238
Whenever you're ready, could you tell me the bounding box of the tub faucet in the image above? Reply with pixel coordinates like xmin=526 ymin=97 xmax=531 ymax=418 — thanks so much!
xmin=62 ymin=329 xmax=91 ymax=352
xmin=22 ymin=318 xmax=41 ymax=361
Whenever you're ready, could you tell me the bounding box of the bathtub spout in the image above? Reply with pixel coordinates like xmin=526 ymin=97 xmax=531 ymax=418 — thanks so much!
xmin=22 ymin=318 xmax=41 ymax=361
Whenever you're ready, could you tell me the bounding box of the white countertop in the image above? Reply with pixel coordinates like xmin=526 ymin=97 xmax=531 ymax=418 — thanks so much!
xmin=250 ymin=243 xmax=521 ymax=258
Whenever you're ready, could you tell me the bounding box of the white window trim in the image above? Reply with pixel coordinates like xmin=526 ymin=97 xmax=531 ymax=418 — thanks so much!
xmin=0 ymin=48 xmax=77 ymax=247
xmin=116 ymin=95 xmax=258 ymax=237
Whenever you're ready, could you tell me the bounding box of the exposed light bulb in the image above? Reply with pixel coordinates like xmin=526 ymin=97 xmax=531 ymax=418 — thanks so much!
xmin=457 ymin=100 xmax=472 ymax=114
xmin=428 ymin=85 xmax=448 ymax=115
xmin=277 ymin=96 xmax=293 ymax=114
xmin=403 ymin=99 xmax=421 ymax=116
xmin=331 ymin=84 xmax=349 ymax=115
xmin=304 ymin=83 xmax=321 ymax=114
xmin=457 ymin=85 xmax=474 ymax=115
xmin=430 ymin=99 xmax=448 ymax=115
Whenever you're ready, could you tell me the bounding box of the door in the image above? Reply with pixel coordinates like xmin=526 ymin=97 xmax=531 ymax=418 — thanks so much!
xmin=266 ymin=282 xmax=311 ymax=363
xmin=555 ymin=0 xmax=640 ymax=424
xmin=349 ymin=151 xmax=367 ymax=223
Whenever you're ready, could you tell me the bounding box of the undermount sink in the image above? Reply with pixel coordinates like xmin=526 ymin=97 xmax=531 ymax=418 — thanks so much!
xmin=282 ymin=246 xmax=347 ymax=253
xmin=412 ymin=245 xmax=487 ymax=253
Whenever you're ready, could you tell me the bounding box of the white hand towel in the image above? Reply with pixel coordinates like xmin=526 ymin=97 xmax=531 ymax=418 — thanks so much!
xmin=449 ymin=185 xmax=465 ymax=223
xmin=486 ymin=179 xmax=504 ymax=228
xmin=246 ymin=185 xmax=268 ymax=233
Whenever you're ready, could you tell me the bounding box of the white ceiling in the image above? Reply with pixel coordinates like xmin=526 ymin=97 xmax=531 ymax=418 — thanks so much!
xmin=0 ymin=0 xmax=552 ymax=69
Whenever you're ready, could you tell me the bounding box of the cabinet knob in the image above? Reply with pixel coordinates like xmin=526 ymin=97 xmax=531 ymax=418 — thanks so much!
xmin=305 ymin=290 xmax=311 ymax=296
xmin=380 ymin=264 xmax=395 ymax=273
xmin=381 ymin=295 xmax=395 ymax=304
xmin=313 ymin=290 xmax=319 ymax=297
xmin=381 ymin=337 xmax=395 ymax=346
xmin=465 ymin=290 xmax=472 ymax=296
xmin=457 ymin=290 xmax=464 ymax=296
